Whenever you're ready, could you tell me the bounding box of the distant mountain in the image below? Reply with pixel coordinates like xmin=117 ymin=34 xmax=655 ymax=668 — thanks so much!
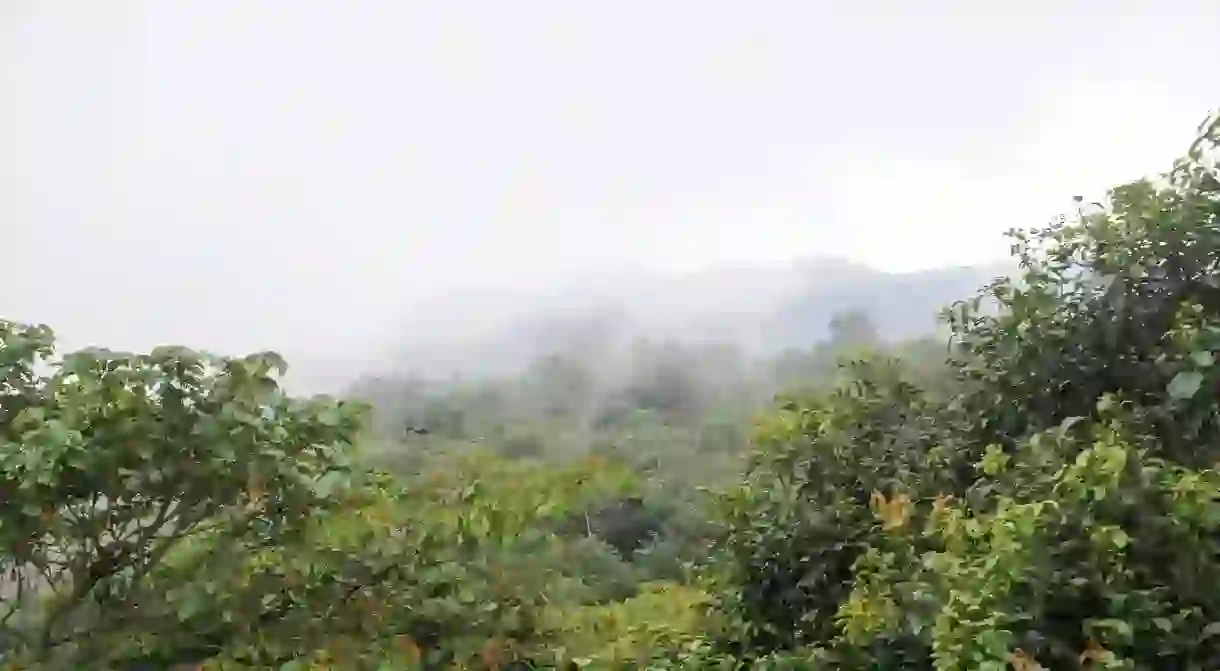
xmin=761 ymin=262 xmax=1013 ymax=351
xmin=369 ymin=258 xmax=1015 ymax=381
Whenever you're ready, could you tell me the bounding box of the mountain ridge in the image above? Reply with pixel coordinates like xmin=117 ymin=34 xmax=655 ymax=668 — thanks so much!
xmin=373 ymin=257 xmax=1016 ymax=381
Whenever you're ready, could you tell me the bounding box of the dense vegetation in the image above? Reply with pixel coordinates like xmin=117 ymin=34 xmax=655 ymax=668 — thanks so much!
xmin=1 ymin=110 xmax=1217 ymax=669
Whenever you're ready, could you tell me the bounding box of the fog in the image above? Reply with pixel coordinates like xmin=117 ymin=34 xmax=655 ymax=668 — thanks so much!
xmin=3 ymin=1 xmax=1218 ymax=393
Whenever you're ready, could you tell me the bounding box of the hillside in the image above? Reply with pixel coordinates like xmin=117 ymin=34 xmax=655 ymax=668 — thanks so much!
xmin=376 ymin=258 xmax=1014 ymax=380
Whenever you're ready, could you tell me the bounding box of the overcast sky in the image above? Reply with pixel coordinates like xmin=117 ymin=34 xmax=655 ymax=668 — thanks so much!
xmin=2 ymin=1 xmax=1217 ymax=385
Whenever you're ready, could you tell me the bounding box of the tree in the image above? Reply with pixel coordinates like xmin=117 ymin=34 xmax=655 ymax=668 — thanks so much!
xmin=711 ymin=109 xmax=1220 ymax=669
xmin=827 ymin=309 xmax=879 ymax=351
xmin=946 ymin=114 xmax=1220 ymax=469
xmin=0 ymin=321 xmax=366 ymax=669
xmin=713 ymin=355 xmax=963 ymax=663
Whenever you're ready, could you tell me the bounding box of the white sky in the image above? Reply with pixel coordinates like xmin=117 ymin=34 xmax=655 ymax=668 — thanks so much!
xmin=2 ymin=1 xmax=1217 ymax=378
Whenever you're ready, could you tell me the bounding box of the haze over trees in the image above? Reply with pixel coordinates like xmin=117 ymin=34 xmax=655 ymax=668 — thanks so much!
xmin=367 ymin=260 xmax=1009 ymax=382
xmin=3 ymin=105 xmax=1219 ymax=670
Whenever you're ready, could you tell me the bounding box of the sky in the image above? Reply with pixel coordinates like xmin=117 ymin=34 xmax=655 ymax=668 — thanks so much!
xmin=2 ymin=1 xmax=1218 ymax=389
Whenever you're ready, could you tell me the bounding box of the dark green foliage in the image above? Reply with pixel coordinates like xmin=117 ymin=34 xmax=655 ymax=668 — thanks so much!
xmin=582 ymin=497 xmax=663 ymax=560
xmin=715 ymin=356 xmax=964 ymax=656
xmin=946 ymin=156 xmax=1220 ymax=468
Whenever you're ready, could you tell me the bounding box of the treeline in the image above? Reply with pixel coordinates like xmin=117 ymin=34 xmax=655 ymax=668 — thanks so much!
xmin=350 ymin=311 xmax=946 ymax=482
xmin=0 ymin=110 xmax=1217 ymax=670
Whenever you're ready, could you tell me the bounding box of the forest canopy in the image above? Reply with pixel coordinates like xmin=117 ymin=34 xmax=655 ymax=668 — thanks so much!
xmin=1 ymin=109 xmax=1218 ymax=669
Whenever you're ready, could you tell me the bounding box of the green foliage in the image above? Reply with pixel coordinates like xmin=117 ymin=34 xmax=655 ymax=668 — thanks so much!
xmin=5 ymin=108 xmax=1219 ymax=671
xmin=946 ymin=118 xmax=1220 ymax=469
xmin=539 ymin=582 xmax=720 ymax=667
xmin=0 ymin=322 xmax=365 ymax=668
xmin=710 ymin=109 xmax=1220 ymax=669
xmin=713 ymin=355 xmax=961 ymax=660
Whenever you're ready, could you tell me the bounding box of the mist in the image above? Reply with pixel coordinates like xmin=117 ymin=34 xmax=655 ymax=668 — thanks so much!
xmin=3 ymin=1 xmax=1218 ymax=394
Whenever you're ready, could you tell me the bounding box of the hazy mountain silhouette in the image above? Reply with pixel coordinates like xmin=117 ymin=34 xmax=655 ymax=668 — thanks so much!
xmin=374 ymin=258 xmax=1014 ymax=381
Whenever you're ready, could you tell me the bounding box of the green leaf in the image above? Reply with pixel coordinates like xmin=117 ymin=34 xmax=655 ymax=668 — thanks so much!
xmin=313 ymin=470 xmax=347 ymax=498
xmin=318 ymin=406 xmax=342 ymax=427
xmin=1167 ymin=370 xmax=1205 ymax=400
xmin=1092 ymin=617 xmax=1134 ymax=643
xmin=177 ymin=590 xmax=207 ymax=619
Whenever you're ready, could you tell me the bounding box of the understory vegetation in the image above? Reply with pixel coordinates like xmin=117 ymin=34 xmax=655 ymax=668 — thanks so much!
xmin=2 ymin=111 xmax=1219 ymax=669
